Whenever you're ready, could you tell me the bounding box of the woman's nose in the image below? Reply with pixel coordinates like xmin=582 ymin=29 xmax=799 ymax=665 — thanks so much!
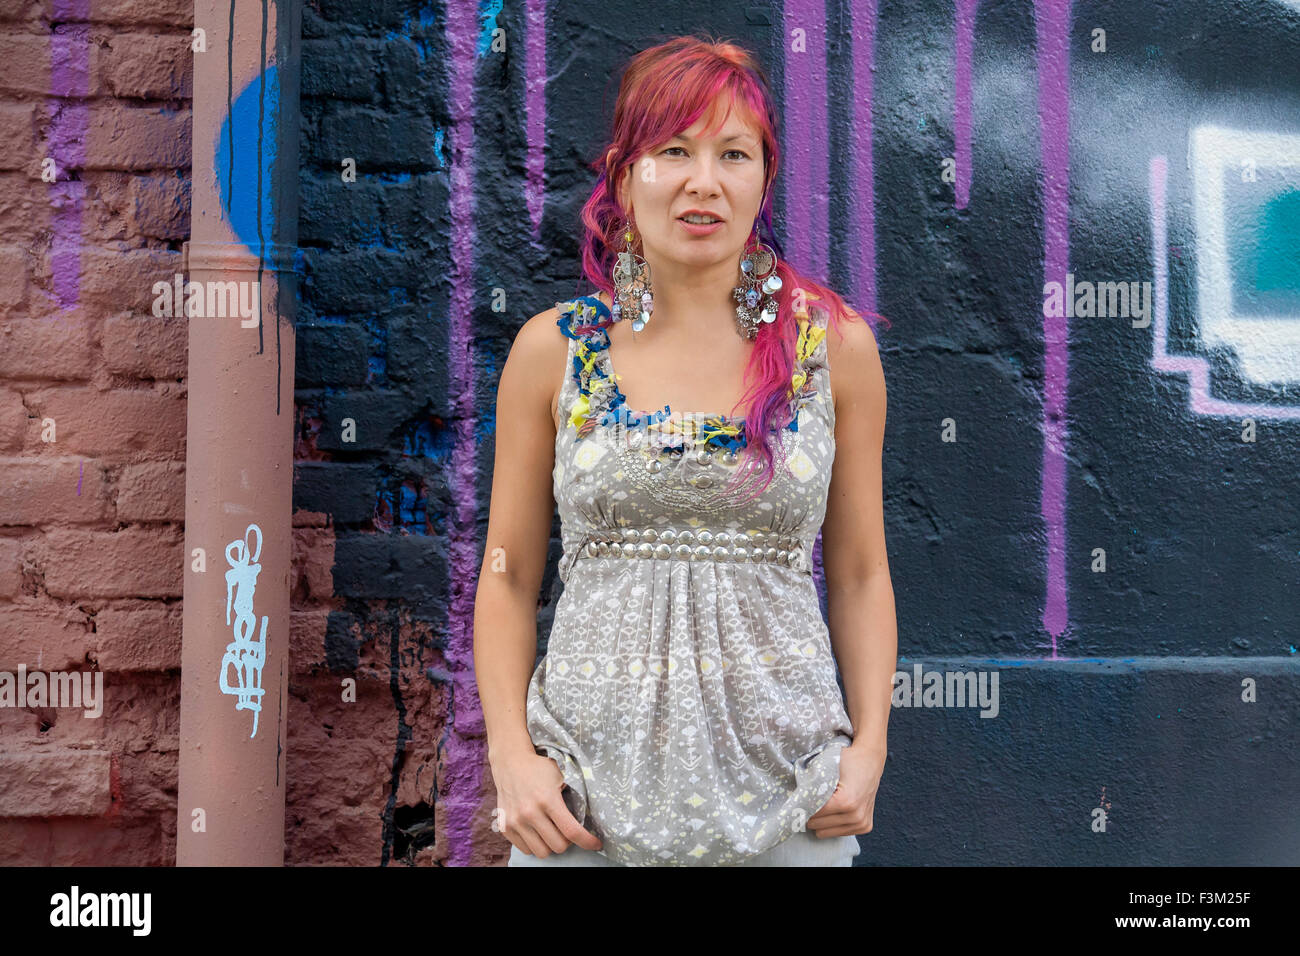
xmin=685 ymin=157 xmax=721 ymax=194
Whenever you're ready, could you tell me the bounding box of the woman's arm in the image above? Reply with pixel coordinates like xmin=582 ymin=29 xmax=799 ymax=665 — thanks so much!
xmin=809 ymin=311 xmax=896 ymax=836
xmin=474 ymin=306 xmax=562 ymax=765
xmin=472 ymin=306 xmax=602 ymax=855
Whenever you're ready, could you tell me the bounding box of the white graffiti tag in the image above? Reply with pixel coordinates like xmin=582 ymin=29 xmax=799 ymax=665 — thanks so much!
xmin=219 ymin=523 xmax=268 ymax=738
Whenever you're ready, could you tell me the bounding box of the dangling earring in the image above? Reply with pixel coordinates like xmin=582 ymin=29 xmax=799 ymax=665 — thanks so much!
xmin=611 ymin=219 xmax=653 ymax=331
xmin=732 ymin=229 xmax=782 ymax=340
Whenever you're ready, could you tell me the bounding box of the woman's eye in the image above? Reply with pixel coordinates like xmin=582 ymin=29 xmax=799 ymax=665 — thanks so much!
xmin=663 ymin=146 xmax=750 ymax=160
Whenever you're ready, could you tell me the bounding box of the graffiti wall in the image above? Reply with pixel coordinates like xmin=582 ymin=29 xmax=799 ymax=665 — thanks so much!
xmin=0 ymin=0 xmax=193 ymax=864
xmin=10 ymin=0 xmax=1292 ymax=867
xmin=291 ymin=0 xmax=1300 ymax=865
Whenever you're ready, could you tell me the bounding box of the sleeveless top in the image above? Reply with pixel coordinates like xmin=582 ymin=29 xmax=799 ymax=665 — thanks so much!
xmin=524 ymin=291 xmax=855 ymax=866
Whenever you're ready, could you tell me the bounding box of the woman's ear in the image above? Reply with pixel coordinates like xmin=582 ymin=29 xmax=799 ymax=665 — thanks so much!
xmin=612 ymin=163 xmax=632 ymax=219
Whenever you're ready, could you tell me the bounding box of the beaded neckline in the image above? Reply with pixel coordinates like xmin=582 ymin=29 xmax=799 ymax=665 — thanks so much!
xmin=595 ymin=293 xmax=751 ymax=426
xmin=556 ymin=293 xmax=826 ymax=452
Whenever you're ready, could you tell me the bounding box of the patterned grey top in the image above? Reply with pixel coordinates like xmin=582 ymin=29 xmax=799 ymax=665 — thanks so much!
xmin=524 ymin=292 xmax=855 ymax=866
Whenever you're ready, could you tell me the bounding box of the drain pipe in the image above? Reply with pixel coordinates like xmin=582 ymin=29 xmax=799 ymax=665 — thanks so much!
xmin=177 ymin=0 xmax=301 ymax=865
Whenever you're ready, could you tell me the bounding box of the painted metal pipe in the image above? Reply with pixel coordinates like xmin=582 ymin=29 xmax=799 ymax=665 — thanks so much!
xmin=177 ymin=0 xmax=301 ymax=866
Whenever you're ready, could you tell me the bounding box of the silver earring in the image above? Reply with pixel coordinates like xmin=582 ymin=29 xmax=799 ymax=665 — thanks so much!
xmin=612 ymin=220 xmax=653 ymax=331
xmin=732 ymin=237 xmax=782 ymax=340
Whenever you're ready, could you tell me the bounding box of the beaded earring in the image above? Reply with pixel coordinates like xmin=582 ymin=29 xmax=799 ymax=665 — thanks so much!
xmin=732 ymin=229 xmax=782 ymax=340
xmin=611 ymin=220 xmax=653 ymax=331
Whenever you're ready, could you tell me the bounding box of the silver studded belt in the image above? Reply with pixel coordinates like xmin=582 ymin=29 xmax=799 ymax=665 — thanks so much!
xmin=562 ymin=527 xmax=812 ymax=581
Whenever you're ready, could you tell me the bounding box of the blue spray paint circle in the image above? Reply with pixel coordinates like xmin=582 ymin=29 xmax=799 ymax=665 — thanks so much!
xmin=215 ymin=64 xmax=279 ymax=255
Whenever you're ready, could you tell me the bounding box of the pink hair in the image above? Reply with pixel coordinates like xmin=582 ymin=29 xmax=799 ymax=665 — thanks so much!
xmin=573 ymin=33 xmax=890 ymax=502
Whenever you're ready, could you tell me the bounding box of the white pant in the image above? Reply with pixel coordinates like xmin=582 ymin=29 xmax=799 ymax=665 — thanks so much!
xmin=508 ymin=830 xmax=861 ymax=867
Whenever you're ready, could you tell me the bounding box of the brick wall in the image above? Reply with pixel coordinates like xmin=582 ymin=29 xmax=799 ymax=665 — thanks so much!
xmin=288 ymin=0 xmax=478 ymax=867
xmin=0 ymin=0 xmax=192 ymax=865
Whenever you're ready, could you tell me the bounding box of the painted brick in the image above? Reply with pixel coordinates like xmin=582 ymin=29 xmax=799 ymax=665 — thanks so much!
xmin=47 ymin=246 xmax=180 ymax=314
xmin=102 ymin=311 xmax=187 ymax=380
xmin=84 ymin=106 xmax=191 ymax=170
xmin=302 ymin=248 xmax=422 ymax=313
xmin=105 ymin=675 xmax=180 ymax=752
xmin=0 ymin=386 xmax=27 ymax=450
xmin=0 ymin=820 xmax=52 ymax=865
xmin=116 ymin=460 xmax=184 ymax=522
xmin=0 ymin=174 xmax=45 ymax=254
xmin=0 ymin=0 xmax=192 ymax=863
xmin=21 ymin=386 xmax=186 ymax=457
xmin=95 ymin=33 xmax=193 ymax=99
xmin=84 ymin=0 xmax=193 ymax=28
xmin=0 ymin=315 xmax=96 ymax=380
xmin=0 ymin=461 xmax=112 ymax=526
xmin=0 ymin=103 xmax=38 ymax=171
xmin=293 ymin=462 xmax=378 ymax=524
xmin=301 ymin=37 xmax=379 ymax=100
xmin=296 ymin=324 xmax=370 ymax=385
xmin=298 ymin=174 xmax=383 ymax=243
xmin=0 ymin=604 xmax=93 ymax=671
xmin=314 ymin=389 xmax=410 ymax=452
xmin=289 ymin=607 xmax=332 ymax=673
xmin=0 ymin=4 xmax=43 ymax=25
xmin=115 ymin=749 xmax=179 ymax=814
xmin=0 ymin=535 xmax=22 ymax=599
xmin=1 ymin=683 xmax=109 ymax=748
xmin=329 ymin=534 xmax=447 ymax=602
xmin=46 ymin=818 xmax=169 ymax=866
xmin=309 ymin=0 xmax=430 ymax=31
xmin=292 ymin=525 xmax=336 ymax=604
xmin=37 ymin=528 xmax=183 ymax=599
xmin=93 ymin=602 xmax=182 ymax=671
xmin=0 ymin=34 xmax=48 ymax=96
xmin=310 ymin=106 xmax=432 ymax=168
xmin=0 ymin=245 xmax=30 ymax=309
xmin=75 ymin=172 xmax=135 ymax=244
xmin=127 ymin=174 xmax=190 ymax=240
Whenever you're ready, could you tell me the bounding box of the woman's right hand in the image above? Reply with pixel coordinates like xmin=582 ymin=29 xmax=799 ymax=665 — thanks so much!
xmin=493 ymin=749 xmax=604 ymax=857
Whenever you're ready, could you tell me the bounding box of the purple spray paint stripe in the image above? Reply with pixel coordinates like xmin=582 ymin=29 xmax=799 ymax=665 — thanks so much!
xmin=1036 ymin=0 xmax=1071 ymax=655
xmin=48 ymin=0 xmax=91 ymax=315
xmin=850 ymin=0 xmax=879 ymax=313
xmin=1147 ymin=156 xmax=1300 ymax=420
xmin=525 ymin=0 xmax=546 ymax=238
xmin=782 ymin=0 xmax=829 ymax=279
xmin=445 ymin=0 xmax=485 ymax=867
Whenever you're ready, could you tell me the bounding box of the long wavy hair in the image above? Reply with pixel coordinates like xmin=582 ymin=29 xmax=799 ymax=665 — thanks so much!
xmin=574 ymin=33 xmax=889 ymax=502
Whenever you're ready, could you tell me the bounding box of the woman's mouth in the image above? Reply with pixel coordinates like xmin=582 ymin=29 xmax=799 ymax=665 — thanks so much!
xmin=677 ymin=214 xmax=724 ymax=235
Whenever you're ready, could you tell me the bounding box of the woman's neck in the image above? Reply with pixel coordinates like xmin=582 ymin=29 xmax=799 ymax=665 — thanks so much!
xmin=612 ymin=255 xmax=740 ymax=337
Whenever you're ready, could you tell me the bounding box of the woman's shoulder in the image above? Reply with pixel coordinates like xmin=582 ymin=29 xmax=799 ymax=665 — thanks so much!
xmin=507 ymin=302 xmax=574 ymax=390
xmin=818 ymin=298 xmax=884 ymax=414
xmin=799 ymin=290 xmax=876 ymax=353
xmin=505 ymin=303 xmax=579 ymax=433
xmin=509 ymin=292 xmax=613 ymax=373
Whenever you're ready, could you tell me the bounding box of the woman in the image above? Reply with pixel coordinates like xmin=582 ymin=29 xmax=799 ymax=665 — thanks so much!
xmin=473 ymin=34 xmax=896 ymax=866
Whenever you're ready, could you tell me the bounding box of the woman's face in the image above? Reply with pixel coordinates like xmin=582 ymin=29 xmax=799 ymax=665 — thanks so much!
xmin=615 ymin=101 xmax=767 ymax=274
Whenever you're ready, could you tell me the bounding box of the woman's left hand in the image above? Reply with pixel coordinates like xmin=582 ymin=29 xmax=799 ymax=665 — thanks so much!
xmin=806 ymin=743 xmax=886 ymax=838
